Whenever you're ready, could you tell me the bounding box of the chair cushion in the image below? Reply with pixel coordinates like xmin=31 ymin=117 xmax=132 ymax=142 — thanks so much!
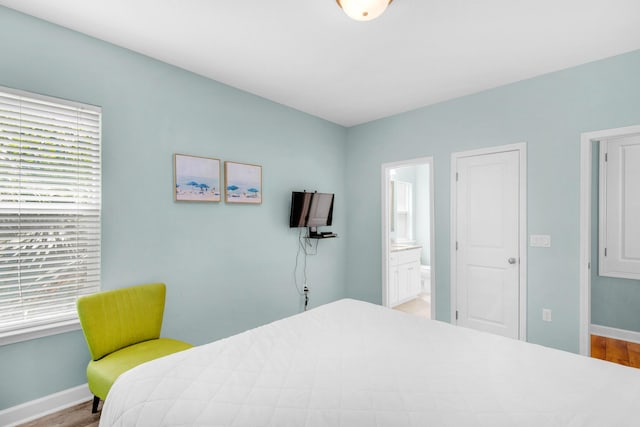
xmin=87 ymin=337 xmax=192 ymax=400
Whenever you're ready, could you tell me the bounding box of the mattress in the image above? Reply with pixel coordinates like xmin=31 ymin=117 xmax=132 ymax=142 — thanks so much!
xmin=100 ymin=299 xmax=640 ymax=426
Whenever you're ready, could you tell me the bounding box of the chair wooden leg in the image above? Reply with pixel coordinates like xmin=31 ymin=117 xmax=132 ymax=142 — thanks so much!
xmin=92 ymin=395 xmax=100 ymax=413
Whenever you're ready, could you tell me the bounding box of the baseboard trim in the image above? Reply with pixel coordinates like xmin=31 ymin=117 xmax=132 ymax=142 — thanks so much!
xmin=591 ymin=324 xmax=640 ymax=345
xmin=0 ymin=383 xmax=92 ymax=427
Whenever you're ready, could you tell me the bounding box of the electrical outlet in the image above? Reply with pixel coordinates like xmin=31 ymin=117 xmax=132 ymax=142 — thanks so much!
xmin=530 ymin=234 xmax=551 ymax=247
xmin=542 ymin=308 xmax=552 ymax=322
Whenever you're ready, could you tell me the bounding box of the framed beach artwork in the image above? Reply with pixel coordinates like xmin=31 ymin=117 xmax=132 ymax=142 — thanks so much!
xmin=224 ymin=161 xmax=262 ymax=204
xmin=174 ymin=154 xmax=221 ymax=202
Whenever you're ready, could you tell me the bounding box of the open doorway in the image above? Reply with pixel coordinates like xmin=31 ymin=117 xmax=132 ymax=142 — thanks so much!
xmin=381 ymin=157 xmax=435 ymax=319
xmin=579 ymin=124 xmax=640 ymax=356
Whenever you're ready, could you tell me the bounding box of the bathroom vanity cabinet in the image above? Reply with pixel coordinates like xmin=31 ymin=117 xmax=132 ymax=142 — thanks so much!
xmin=389 ymin=246 xmax=422 ymax=307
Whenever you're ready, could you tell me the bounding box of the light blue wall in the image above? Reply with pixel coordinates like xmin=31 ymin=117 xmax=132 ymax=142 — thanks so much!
xmin=0 ymin=6 xmax=347 ymax=410
xmin=345 ymin=49 xmax=640 ymax=353
xmin=590 ymin=141 xmax=640 ymax=332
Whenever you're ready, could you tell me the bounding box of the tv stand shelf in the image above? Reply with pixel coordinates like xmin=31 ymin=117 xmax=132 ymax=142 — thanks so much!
xmin=308 ymin=233 xmax=338 ymax=239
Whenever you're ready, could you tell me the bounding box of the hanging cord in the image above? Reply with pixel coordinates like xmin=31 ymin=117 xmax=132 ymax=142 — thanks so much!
xmin=293 ymin=228 xmax=318 ymax=310
xmin=293 ymin=228 xmax=306 ymax=296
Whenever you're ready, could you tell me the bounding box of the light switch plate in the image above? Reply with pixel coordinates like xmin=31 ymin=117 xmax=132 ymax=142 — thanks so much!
xmin=530 ymin=234 xmax=551 ymax=248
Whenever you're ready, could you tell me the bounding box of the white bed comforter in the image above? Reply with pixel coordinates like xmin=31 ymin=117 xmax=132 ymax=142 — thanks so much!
xmin=100 ymin=299 xmax=640 ymax=426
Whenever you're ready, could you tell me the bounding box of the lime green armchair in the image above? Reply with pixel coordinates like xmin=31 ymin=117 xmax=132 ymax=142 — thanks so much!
xmin=76 ymin=283 xmax=193 ymax=413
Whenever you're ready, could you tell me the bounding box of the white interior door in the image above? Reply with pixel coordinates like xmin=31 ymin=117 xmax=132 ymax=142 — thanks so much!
xmin=454 ymin=149 xmax=521 ymax=339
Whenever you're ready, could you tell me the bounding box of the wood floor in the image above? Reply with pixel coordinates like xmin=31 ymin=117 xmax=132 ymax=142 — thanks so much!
xmin=591 ymin=334 xmax=640 ymax=368
xmin=18 ymin=400 xmax=100 ymax=427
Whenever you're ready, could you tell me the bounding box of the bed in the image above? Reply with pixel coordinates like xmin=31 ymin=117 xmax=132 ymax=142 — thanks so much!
xmin=100 ymin=299 xmax=640 ymax=426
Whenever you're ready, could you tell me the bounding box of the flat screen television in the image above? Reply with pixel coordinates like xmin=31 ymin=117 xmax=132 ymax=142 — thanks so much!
xmin=289 ymin=191 xmax=334 ymax=228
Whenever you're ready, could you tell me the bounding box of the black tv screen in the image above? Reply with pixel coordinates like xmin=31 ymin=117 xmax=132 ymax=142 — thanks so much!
xmin=306 ymin=193 xmax=334 ymax=227
xmin=289 ymin=192 xmax=312 ymax=227
xmin=289 ymin=191 xmax=334 ymax=227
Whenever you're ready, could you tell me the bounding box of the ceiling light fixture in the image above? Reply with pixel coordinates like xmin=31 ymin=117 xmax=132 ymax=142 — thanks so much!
xmin=336 ymin=0 xmax=393 ymax=22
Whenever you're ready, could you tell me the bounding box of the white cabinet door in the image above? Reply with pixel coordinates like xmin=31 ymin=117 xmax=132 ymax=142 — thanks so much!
xmin=397 ymin=264 xmax=410 ymax=302
xmin=393 ymin=247 xmax=422 ymax=305
xmin=599 ymin=134 xmax=640 ymax=279
xmin=388 ymin=252 xmax=400 ymax=306
xmin=391 ymin=266 xmax=400 ymax=306
xmin=407 ymin=263 xmax=421 ymax=297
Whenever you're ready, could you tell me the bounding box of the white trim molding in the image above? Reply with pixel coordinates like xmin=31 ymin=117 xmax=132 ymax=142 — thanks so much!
xmin=0 ymin=384 xmax=92 ymax=427
xmin=0 ymin=319 xmax=81 ymax=347
xmin=591 ymin=324 xmax=640 ymax=345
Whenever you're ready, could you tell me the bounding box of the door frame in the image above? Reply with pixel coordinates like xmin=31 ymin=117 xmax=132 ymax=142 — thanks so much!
xmin=381 ymin=156 xmax=435 ymax=317
xmin=579 ymin=124 xmax=640 ymax=356
xmin=450 ymin=142 xmax=527 ymax=340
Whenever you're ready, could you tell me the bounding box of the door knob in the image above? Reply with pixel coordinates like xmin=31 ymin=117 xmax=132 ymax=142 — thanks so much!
xmin=508 ymin=257 xmax=517 ymax=264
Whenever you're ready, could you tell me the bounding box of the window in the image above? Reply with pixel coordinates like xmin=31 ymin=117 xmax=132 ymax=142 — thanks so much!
xmin=0 ymin=87 xmax=101 ymax=344
xmin=393 ymin=180 xmax=413 ymax=242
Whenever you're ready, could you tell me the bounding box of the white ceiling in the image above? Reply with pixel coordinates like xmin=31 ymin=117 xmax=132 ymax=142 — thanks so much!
xmin=2 ymin=0 xmax=640 ymax=127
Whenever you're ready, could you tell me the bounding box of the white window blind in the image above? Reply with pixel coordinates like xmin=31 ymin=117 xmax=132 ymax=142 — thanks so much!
xmin=0 ymin=87 xmax=101 ymax=341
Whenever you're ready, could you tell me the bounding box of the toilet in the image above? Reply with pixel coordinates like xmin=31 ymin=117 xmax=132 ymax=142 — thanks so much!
xmin=420 ymin=265 xmax=431 ymax=294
